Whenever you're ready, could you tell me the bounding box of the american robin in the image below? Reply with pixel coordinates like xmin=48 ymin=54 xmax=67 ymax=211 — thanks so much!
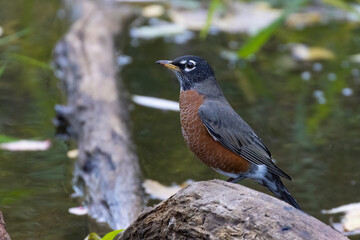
xmin=156 ymin=55 xmax=300 ymax=210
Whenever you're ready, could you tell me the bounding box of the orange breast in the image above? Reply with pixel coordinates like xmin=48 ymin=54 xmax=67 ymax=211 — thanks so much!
xmin=179 ymin=90 xmax=250 ymax=174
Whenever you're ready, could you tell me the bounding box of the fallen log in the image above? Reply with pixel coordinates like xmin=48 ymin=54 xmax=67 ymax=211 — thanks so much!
xmin=0 ymin=211 xmax=10 ymax=240
xmin=53 ymin=0 xmax=142 ymax=229
xmin=119 ymin=180 xmax=347 ymax=240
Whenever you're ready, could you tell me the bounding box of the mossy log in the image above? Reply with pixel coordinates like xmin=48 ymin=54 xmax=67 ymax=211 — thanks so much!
xmin=119 ymin=180 xmax=347 ymax=240
xmin=53 ymin=0 xmax=142 ymax=229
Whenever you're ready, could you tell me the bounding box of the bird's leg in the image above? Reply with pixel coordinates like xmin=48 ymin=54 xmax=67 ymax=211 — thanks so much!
xmin=227 ymin=175 xmax=246 ymax=183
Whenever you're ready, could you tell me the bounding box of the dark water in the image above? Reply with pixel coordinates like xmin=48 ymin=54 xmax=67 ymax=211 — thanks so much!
xmin=1 ymin=0 xmax=360 ymax=239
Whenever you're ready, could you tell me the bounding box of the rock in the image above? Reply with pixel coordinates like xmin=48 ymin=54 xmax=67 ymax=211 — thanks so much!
xmin=119 ymin=180 xmax=347 ymax=240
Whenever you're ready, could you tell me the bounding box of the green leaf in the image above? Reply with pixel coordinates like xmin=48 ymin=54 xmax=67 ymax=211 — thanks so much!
xmin=0 ymin=134 xmax=18 ymax=144
xmin=86 ymin=233 xmax=102 ymax=240
xmin=101 ymin=229 xmax=124 ymax=240
xmin=0 ymin=28 xmax=31 ymax=46
xmin=237 ymin=0 xmax=307 ymax=59
xmin=200 ymin=0 xmax=221 ymax=39
xmin=9 ymin=53 xmax=51 ymax=69
xmin=0 ymin=64 xmax=6 ymax=77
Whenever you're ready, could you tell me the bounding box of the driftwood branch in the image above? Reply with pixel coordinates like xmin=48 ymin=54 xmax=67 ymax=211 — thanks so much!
xmin=119 ymin=180 xmax=347 ymax=240
xmin=54 ymin=0 xmax=142 ymax=229
xmin=0 ymin=211 xmax=10 ymax=240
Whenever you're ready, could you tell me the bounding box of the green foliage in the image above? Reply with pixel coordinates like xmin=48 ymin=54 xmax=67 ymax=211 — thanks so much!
xmin=0 ymin=28 xmax=31 ymax=46
xmin=200 ymin=0 xmax=221 ymax=39
xmin=0 ymin=134 xmax=18 ymax=143
xmin=86 ymin=233 xmax=102 ymax=240
xmin=237 ymin=0 xmax=307 ymax=59
xmin=9 ymin=53 xmax=51 ymax=69
xmin=101 ymin=229 xmax=124 ymax=240
xmin=0 ymin=64 xmax=5 ymax=77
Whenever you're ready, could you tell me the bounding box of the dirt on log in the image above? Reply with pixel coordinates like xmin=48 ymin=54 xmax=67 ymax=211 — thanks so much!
xmin=0 ymin=211 xmax=10 ymax=240
xmin=53 ymin=0 xmax=142 ymax=229
xmin=119 ymin=180 xmax=347 ymax=240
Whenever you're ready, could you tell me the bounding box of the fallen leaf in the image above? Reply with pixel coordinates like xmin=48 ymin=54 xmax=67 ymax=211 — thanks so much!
xmin=286 ymin=12 xmax=323 ymax=28
xmin=67 ymin=149 xmax=79 ymax=158
xmin=322 ymin=202 xmax=360 ymax=235
xmin=143 ymin=179 xmax=192 ymax=200
xmin=169 ymin=2 xmax=281 ymax=35
xmin=142 ymin=4 xmax=165 ymax=18
xmin=290 ymin=44 xmax=335 ymax=61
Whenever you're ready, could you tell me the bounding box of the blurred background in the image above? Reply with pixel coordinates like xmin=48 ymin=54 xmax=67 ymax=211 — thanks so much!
xmin=0 ymin=0 xmax=359 ymax=239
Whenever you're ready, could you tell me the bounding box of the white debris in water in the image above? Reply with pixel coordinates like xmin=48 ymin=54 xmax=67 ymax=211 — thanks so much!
xmin=69 ymin=206 xmax=88 ymax=216
xmin=130 ymin=23 xmax=187 ymax=40
xmin=342 ymin=88 xmax=353 ymax=96
xmin=313 ymin=62 xmax=322 ymax=72
xmin=142 ymin=5 xmax=165 ymax=18
xmin=301 ymin=71 xmax=311 ymax=81
xmin=290 ymin=43 xmax=334 ymax=61
xmin=313 ymin=90 xmax=326 ymax=104
xmin=322 ymin=202 xmax=360 ymax=233
xmin=0 ymin=140 xmax=51 ymax=151
xmin=328 ymin=73 xmax=337 ymax=81
xmin=0 ymin=26 xmax=3 ymax=37
xmin=67 ymin=149 xmax=79 ymax=159
xmin=132 ymin=95 xmax=179 ymax=111
xmin=117 ymin=55 xmax=132 ymax=66
xmin=168 ymin=2 xmax=280 ymax=35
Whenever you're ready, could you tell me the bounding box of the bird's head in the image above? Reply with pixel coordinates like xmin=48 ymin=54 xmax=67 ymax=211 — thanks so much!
xmin=156 ymin=55 xmax=215 ymax=91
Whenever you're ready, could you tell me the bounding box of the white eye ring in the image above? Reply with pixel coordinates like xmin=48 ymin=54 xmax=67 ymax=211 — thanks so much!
xmin=184 ymin=60 xmax=196 ymax=72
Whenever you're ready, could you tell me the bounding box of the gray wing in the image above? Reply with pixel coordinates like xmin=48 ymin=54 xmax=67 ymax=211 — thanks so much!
xmin=199 ymin=100 xmax=292 ymax=180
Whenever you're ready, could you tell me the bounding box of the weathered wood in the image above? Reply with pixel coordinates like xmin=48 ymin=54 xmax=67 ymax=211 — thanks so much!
xmin=0 ymin=211 xmax=10 ymax=240
xmin=119 ymin=180 xmax=348 ymax=240
xmin=54 ymin=0 xmax=142 ymax=229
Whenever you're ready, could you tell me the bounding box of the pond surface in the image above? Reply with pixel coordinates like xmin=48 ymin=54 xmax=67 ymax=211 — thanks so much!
xmin=1 ymin=0 xmax=360 ymax=239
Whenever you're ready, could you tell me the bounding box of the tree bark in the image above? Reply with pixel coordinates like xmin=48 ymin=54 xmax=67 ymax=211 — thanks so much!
xmin=119 ymin=180 xmax=347 ymax=240
xmin=0 ymin=211 xmax=10 ymax=240
xmin=53 ymin=0 xmax=142 ymax=229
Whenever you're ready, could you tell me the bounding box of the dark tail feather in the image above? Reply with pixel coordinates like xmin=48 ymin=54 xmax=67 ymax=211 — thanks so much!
xmin=263 ymin=173 xmax=301 ymax=210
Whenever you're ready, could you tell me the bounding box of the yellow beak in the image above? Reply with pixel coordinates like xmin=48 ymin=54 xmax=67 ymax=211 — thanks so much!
xmin=156 ymin=60 xmax=180 ymax=72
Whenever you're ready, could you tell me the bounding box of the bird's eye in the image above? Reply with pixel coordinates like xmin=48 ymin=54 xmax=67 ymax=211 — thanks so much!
xmin=186 ymin=61 xmax=195 ymax=69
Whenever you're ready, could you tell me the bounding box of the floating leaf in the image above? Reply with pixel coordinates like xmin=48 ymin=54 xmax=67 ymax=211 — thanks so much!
xmin=101 ymin=229 xmax=124 ymax=240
